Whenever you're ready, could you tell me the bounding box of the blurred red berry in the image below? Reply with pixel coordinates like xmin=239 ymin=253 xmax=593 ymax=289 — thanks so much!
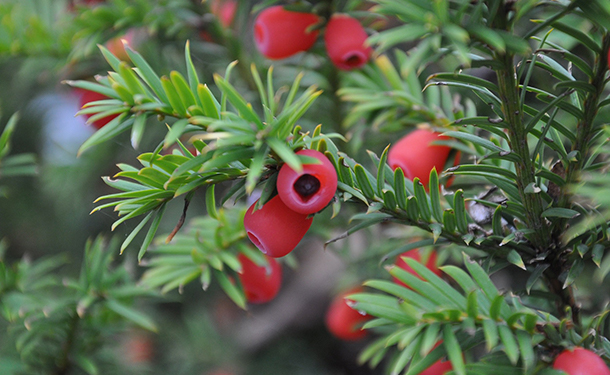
xmin=243 ymin=195 xmax=313 ymax=258
xmin=210 ymin=0 xmax=237 ymax=28
xmin=419 ymin=342 xmax=453 ymax=375
xmin=73 ymin=87 xmax=119 ymax=129
xmin=253 ymin=6 xmax=320 ymax=60
xmin=277 ymin=149 xmax=337 ymax=215
xmin=121 ymin=330 xmax=154 ymax=364
xmin=104 ymin=28 xmax=142 ymax=62
xmin=553 ymin=347 xmax=610 ymax=375
xmin=237 ymin=253 xmax=282 ymax=304
xmin=393 ymin=249 xmax=441 ymax=289
xmin=325 ymin=288 xmax=372 ymax=341
xmin=67 ymin=0 xmax=104 ymax=12
xmin=388 ymin=129 xmax=457 ymax=189
xmin=324 ymin=14 xmax=372 ymax=70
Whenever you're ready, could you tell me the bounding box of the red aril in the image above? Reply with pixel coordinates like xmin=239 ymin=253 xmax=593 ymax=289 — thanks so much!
xmin=325 ymin=287 xmax=372 ymax=341
xmin=553 ymin=347 xmax=610 ymax=375
xmin=237 ymin=253 xmax=282 ymax=304
xmin=243 ymin=195 xmax=313 ymax=258
xmin=276 ymin=149 xmax=337 ymax=215
xmin=254 ymin=6 xmax=320 ymax=60
xmin=388 ymin=129 xmax=457 ymax=189
xmin=324 ymin=14 xmax=372 ymax=70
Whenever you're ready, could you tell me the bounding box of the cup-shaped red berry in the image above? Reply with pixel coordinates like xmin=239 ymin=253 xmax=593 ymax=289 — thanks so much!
xmin=388 ymin=129 xmax=456 ymax=189
xmin=324 ymin=14 xmax=372 ymax=70
xmin=243 ymin=195 xmax=313 ymax=258
xmin=325 ymin=288 xmax=372 ymax=341
xmin=392 ymin=249 xmax=441 ymax=289
xmin=277 ymin=149 xmax=338 ymax=215
xmin=253 ymin=6 xmax=320 ymax=60
xmin=553 ymin=347 xmax=610 ymax=375
xmin=74 ymin=87 xmax=119 ymax=129
xmin=237 ymin=253 xmax=282 ymax=304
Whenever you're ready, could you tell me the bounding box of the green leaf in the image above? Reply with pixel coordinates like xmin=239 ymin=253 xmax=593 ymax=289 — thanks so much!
xmin=214 ymin=269 xmax=246 ymax=309
xmin=184 ymin=41 xmax=201 ymax=97
xmin=78 ymin=116 xmax=134 ymax=156
xmin=130 ymin=114 xmax=148 ymax=149
xmin=161 ymin=76 xmax=187 ymax=117
xmin=506 ymin=250 xmax=526 ymax=270
xmin=126 ymin=46 xmax=169 ymax=104
xmin=550 ymin=21 xmax=601 ymax=53
xmin=267 ymin=137 xmax=300 ymax=172
xmin=394 ymin=167 xmax=408 ymax=211
xmin=0 ymin=112 xmax=18 ymax=158
xmin=205 ymin=185 xmax=218 ymax=219
xmin=564 ymin=258 xmax=585 ymax=288
xmin=170 ymin=70 xmax=198 ymax=111
xmin=138 ymin=203 xmax=167 ymax=261
xmin=541 ymin=208 xmax=580 ymax=219
xmin=377 ymin=145 xmax=390 ymax=197
xmin=429 ymin=72 xmax=499 ymax=93
xmin=443 ymin=209 xmax=456 ymax=233
xmin=74 ymin=355 xmax=99 ymax=375
xmin=105 ymin=298 xmax=157 ymax=332
xmin=197 ymin=84 xmax=220 ymax=119
xmin=406 ymin=197 xmax=419 ymax=221
xmin=354 ymin=164 xmax=376 ymax=199
xmin=164 ymin=118 xmax=190 ymax=148
xmin=467 ymin=291 xmax=479 ymax=319
xmin=214 ymin=74 xmax=264 ymax=130
xmin=498 ymin=324 xmax=519 ymax=365
xmin=467 ymin=24 xmax=506 ymax=52
xmin=120 ymin=211 xmax=153 ymax=254
xmin=453 ymin=190 xmax=469 ymax=233
xmin=443 ymin=325 xmax=466 ymax=375
xmin=482 ymin=319 xmax=499 ymax=351
xmin=526 ymin=264 xmax=549 ymax=294
xmin=516 ymin=330 xmax=535 ymax=372
xmin=443 ymin=131 xmax=507 ymax=153
xmin=413 ymin=178 xmax=431 ymax=222
xmin=463 ymin=254 xmax=499 ymax=302
xmin=492 ymin=205 xmax=504 ymax=236
xmin=428 ymin=168 xmax=443 ymax=222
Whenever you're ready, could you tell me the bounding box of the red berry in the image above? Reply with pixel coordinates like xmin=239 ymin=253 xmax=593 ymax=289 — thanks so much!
xmin=104 ymin=29 xmax=141 ymax=62
xmin=73 ymin=87 xmax=119 ymax=129
xmin=325 ymin=288 xmax=372 ymax=341
xmin=420 ymin=358 xmax=453 ymax=375
xmin=553 ymin=347 xmax=610 ymax=375
xmin=324 ymin=14 xmax=372 ymax=70
xmin=419 ymin=342 xmax=453 ymax=375
xmin=243 ymin=195 xmax=313 ymax=258
xmin=210 ymin=0 xmax=237 ymax=27
xmin=388 ymin=129 xmax=456 ymax=189
xmin=277 ymin=149 xmax=338 ymax=215
xmin=237 ymin=253 xmax=282 ymax=304
xmin=253 ymin=6 xmax=320 ymax=60
xmin=392 ymin=249 xmax=441 ymax=289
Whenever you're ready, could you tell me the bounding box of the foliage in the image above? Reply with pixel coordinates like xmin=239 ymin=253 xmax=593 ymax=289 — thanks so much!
xmin=3 ymin=0 xmax=610 ymax=374
xmin=0 ymin=237 xmax=156 ymax=374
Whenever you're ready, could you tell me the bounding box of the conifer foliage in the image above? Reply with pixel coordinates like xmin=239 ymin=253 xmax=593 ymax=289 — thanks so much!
xmin=2 ymin=0 xmax=610 ymax=374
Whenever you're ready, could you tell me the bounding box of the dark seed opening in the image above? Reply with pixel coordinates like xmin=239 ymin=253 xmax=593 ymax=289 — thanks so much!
xmin=345 ymin=53 xmax=364 ymax=67
xmin=294 ymin=174 xmax=320 ymax=201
